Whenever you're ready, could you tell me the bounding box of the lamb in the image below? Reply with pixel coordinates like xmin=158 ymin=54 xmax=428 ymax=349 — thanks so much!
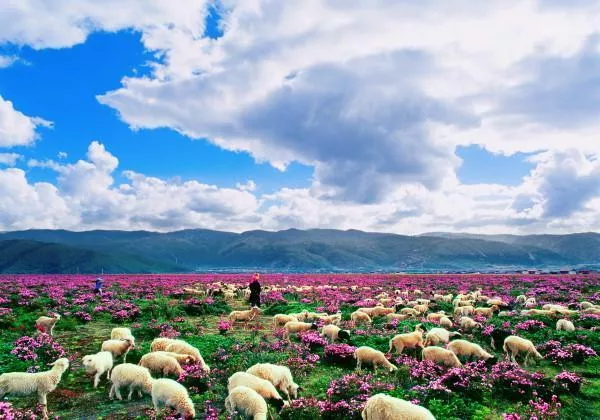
xmin=0 ymin=357 xmax=69 ymax=418
xmin=150 ymin=351 xmax=194 ymax=365
xmin=101 ymin=338 xmax=135 ymax=363
xmin=370 ymin=307 xmax=395 ymax=317
xmin=282 ymin=321 xmax=318 ymax=339
xmin=556 ymin=319 xmax=575 ymax=332
xmin=439 ymin=316 xmax=453 ymax=329
xmin=321 ymin=325 xmax=351 ymax=343
xmin=151 ymin=337 xmax=177 ymax=352
xmin=413 ymin=304 xmax=428 ymax=314
xmin=487 ymin=298 xmax=506 ymax=307
xmin=503 ymin=335 xmax=543 ymax=366
xmin=424 ymin=328 xmax=461 ymax=346
xmin=422 ymin=346 xmax=462 ymax=368
xmin=273 ymin=314 xmax=299 ymax=328
xmin=447 ymin=339 xmax=496 ymax=363
xmin=454 ymin=306 xmax=474 ymax=316
xmin=354 ymin=346 xmax=398 ymax=373
xmin=361 ymin=393 xmax=436 ymax=420
xmin=351 ymin=310 xmax=372 ymax=324
xmin=229 ymin=306 xmax=261 ymax=328
xmin=82 ymin=351 xmax=113 ymax=388
xmin=151 ymin=378 xmax=195 ymax=420
xmin=228 ymin=372 xmax=287 ymax=411
xmin=426 ymin=312 xmax=446 ymax=322
xmin=139 ymin=353 xmax=184 ymax=377
xmin=246 ymin=363 xmax=300 ymax=401
xmin=388 ymin=324 xmax=425 ymax=354
xmin=524 ymin=298 xmax=537 ymax=308
xmin=473 ymin=306 xmax=498 ymax=318
xmin=319 ymin=313 xmax=343 ymax=325
xmin=109 ymin=363 xmax=155 ymax=400
xmin=226 ymin=385 xmax=269 ymax=420
xmin=164 ymin=340 xmax=210 ymax=372
xmin=399 ymin=308 xmax=419 ymax=317
xmin=459 ymin=316 xmax=481 ymax=331
xmin=111 ymin=327 xmax=136 ymax=346
xmin=35 ymin=313 xmax=61 ymax=336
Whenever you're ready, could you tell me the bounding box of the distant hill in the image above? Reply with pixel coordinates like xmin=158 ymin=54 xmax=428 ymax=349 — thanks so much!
xmin=0 ymin=228 xmax=598 ymax=273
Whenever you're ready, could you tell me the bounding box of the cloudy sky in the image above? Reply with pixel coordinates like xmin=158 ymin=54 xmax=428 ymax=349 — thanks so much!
xmin=0 ymin=0 xmax=599 ymax=234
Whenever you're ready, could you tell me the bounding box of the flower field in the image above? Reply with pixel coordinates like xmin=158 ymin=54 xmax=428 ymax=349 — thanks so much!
xmin=1 ymin=273 xmax=600 ymax=419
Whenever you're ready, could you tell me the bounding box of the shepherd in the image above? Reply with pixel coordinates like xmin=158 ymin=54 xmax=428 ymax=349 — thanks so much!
xmin=248 ymin=272 xmax=262 ymax=307
xmin=94 ymin=276 xmax=104 ymax=296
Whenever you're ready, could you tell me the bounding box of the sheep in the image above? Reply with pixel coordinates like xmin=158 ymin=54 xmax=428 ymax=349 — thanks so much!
xmin=447 ymin=339 xmax=496 ymax=364
xmin=139 ymin=353 xmax=184 ymax=377
xmin=489 ymin=328 xmax=512 ymax=350
xmin=0 ymin=357 xmax=69 ymax=418
xmin=439 ymin=316 xmax=453 ymax=329
xmin=580 ymin=301 xmax=595 ymax=310
xmin=386 ymin=313 xmax=411 ymax=321
xmin=228 ymin=372 xmax=287 ymax=411
xmin=289 ymin=311 xmax=310 ymax=322
xmin=229 ymin=306 xmax=262 ymax=328
xmin=151 ymin=337 xmax=177 ymax=352
xmin=556 ymin=319 xmax=575 ymax=332
xmin=454 ymin=306 xmax=474 ymax=316
xmin=164 ymin=340 xmax=210 ymax=372
xmin=150 ymin=351 xmax=194 ymax=365
xmin=503 ymin=335 xmax=543 ymax=366
xmin=351 ymin=310 xmax=372 ymax=324
xmin=361 ymin=393 xmax=436 ymax=420
xmin=282 ymin=321 xmax=318 ymax=339
xmin=273 ymin=314 xmax=299 ymax=328
xmin=151 ymin=378 xmax=195 ymax=420
xmin=473 ymin=306 xmax=498 ymax=318
xmin=487 ymin=298 xmax=506 ymax=306
xmin=370 ymin=307 xmax=395 ymax=317
xmin=521 ymin=309 xmax=552 ymax=317
xmin=422 ymin=346 xmax=462 ymax=368
xmin=524 ymin=298 xmax=537 ymax=308
xmin=319 ymin=313 xmax=343 ymax=325
xmin=226 ymin=385 xmax=269 ymax=420
xmin=321 ymin=325 xmax=351 ymax=343
xmin=246 ymin=363 xmax=300 ymax=401
xmin=111 ymin=327 xmax=136 ymax=346
xmin=424 ymin=328 xmax=461 ymax=346
xmin=35 ymin=313 xmax=61 ymax=336
xmin=82 ymin=351 xmax=113 ymax=388
xmin=354 ymin=346 xmax=398 ymax=373
xmin=101 ymin=338 xmax=135 ymax=363
xmin=413 ymin=304 xmax=428 ymax=314
xmin=426 ymin=312 xmax=446 ymax=322
xmin=515 ymin=295 xmax=527 ymax=304
xmin=399 ymin=308 xmax=419 ymax=317
xmin=459 ymin=316 xmax=481 ymax=331
xmin=109 ymin=363 xmax=155 ymax=400
xmin=388 ymin=324 xmax=425 ymax=354
xmin=454 ymin=300 xmax=475 ymax=308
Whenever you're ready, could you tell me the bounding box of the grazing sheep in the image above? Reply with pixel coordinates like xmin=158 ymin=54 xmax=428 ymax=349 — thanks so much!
xmin=273 ymin=314 xmax=299 ymax=328
xmin=282 ymin=321 xmax=318 ymax=339
xmin=439 ymin=316 xmax=453 ymax=329
xmin=386 ymin=313 xmax=411 ymax=321
xmin=151 ymin=378 xmax=195 ymax=420
xmin=321 ymin=325 xmax=351 ymax=343
xmin=426 ymin=312 xmax=446 ymax=322
xmin=149 ymin=351 xmax=194 ymax=365
xmin=521 ymin=309 xmax=552 ymax=317
xmin=388 ymin=324 xmax=425 ymax=354
xmin=580 ymin=301 xmax=594 ymax=310
xmin=354 ymin=346 xmax=398 ymax=373
xmin=35 ymin=313 xmax=61 ymax=336
xmin=111 ymin=327 xmax=136 ymax=346
xmin=447 ymin=339 xmax=496 ymax=363
xmin=151 ymin=337 xmax=177 ymax=352
xmin=226 ymin=385 xmax=269 ymax=420
xmin=399 ymin=308 xmax=419 ymax=317
xmin=289 ymin=311 xmax=310 ymax=322
xmin=503 ymin=336 xmax=543 ymax=366
xmin=0 ymin=357 xmax=69 ymax=417
xmin=422 ymin=346 xmax=462 ymax=368
xmin=101 ymin=338 xmax=135 ymax=363
xmin=556 ymin=319 xmax=575 ymax=332
xmin=351 ymin=310 xmax=373 ymax=324
xmin=459 ymin=316 xmax=481 ymax=331
xmin=228 ymin=372 xmax=287 ymax=411
xmin=82 ymin=351 xmax=113 ymax=388
xmin=139 ymin=353 xmax=183 ymax=377
xmin=424 ymin=328 xmax=461 ymax=346
xmin=370 ymin=307 xmax=396 ymax=317
xmin=246 ymin=363 xmax=300 ymax=401
xmin=524 ymin=298 xmax=537 ymax=308
xmin=454 ymin=306 xmax=474 ymax=316
xmin=109 ymin=363 xmax=155 ymax=400
xmin=487 ymin=298 xmax=506 ymax=307
xmin=164 ymin=340 xmax=210 ymax=371
xmin=473 ymin=306 xmax=498 ymax=318
xmin=361 ymin=393 xmax=436 ymax=420
xmin=229 ymin=306 xmax=261 ymax=327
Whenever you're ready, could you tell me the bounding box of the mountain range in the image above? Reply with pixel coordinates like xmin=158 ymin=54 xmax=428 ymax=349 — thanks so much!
xmin=0 ymin=228 xmax=598 ymax=273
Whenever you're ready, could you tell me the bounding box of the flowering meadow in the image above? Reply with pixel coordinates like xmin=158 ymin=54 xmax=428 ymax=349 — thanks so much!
xmin=0 ymin=273 xmax=599 ymax=419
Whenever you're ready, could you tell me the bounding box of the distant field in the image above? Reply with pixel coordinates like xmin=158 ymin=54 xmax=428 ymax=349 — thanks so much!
xmin=0 ymin=274 xmax=599 ymax=419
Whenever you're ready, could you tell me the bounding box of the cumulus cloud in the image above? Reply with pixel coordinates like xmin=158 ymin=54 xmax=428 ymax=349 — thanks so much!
xmin=0 ymin=96 xmax=52 ymax=147
xmin=0 ymin=55 xmax=18 ymax=68
xmin=0 ymin=153 xmax=22 ymax=166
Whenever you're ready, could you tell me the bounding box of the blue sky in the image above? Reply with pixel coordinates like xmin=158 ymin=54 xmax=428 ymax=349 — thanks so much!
xmin=0 ymin=1 xmax=599 ymax=234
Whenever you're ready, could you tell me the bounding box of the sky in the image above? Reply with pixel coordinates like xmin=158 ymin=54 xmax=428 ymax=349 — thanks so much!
xmin=0 ymin=1 xmax=599 ymax=235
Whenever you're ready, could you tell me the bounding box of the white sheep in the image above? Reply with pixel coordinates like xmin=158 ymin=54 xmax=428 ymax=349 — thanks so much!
xmin=556 ymin=319 xmax=575 ymax=332
xmin=580 ymin=301 xmax=594 ymax=310
xmin=439 ymin=316 xmax=453 ymax=329
xmin=422 ymin=346 xmax=462 ymax=368
xmin=361 ymin=393 xmax=436 ymax=420
xmin=151 ymin=351 xmax=194 ymax=365
xmin=82 ymin=351 xmax=113 ymax=388
xmin=246 ymin=363 xmax=300 ymax=401
xmin=151 ymin=337 xmax=177 ymax=352
xmin=139 ymin=353 xmax=184 ymax=377
xmin=515 ymin=295 xmax=527 ymax=304
xmin=111 ymin=327 xmax=136 ymax=346
xmin=351 ymin=310 xmax=372 ymax=324
xmin=426 ymin=312 xmax=446 ymax=322
xmin=447 ymin=339 xmax=495 ymax=362
xmin=0 ymin=357 xmax=69 ymax=418
xmin=454 ymin=306 xmax=474 ymax=316
xmin=282 ymin=321 xmax=318 ymax=339
xmin=388 ymin=324 xmax=425 ymax=354
xmin=35 ymin=313 xmax=61 ymax=336
xmin=273 ymin=314 xmax=299 ymax=328
xmin=226 ymin=385 xmax=269 ymax=420
xmin=321 ymin=325 xmax=351 ymax=343
xmin=164 ymin=340 xmax=210 ymax=372
xmin=354 ymin=346 xmax=398 ymax=373
xmin=152 ymin=378 xmax=195 ymax=419
xmin=101 ymin=338 xmax=135 ymax=363
xmin=503 ymin=335 xmax=543 ymax=366
xmin=459 ymin=316 xmax=481 ymax=331
xmin=229 ymin=306 xmax=261 ymax=328
xmin=424 ymin=328 xmax=461 ymax=346
xmin=228 ymin=372 xmax=287 ymax=411
xmin=320 ymin=312 xmax=343 ymax=325
xmin=109 ymin=363 xmax=155 ymax=400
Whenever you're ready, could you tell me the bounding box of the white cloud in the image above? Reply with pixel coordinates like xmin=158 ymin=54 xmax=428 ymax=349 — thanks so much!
xmin=57 ymin=151 xmax=68 ymax=159
xmin=0 ymin=55 xmax=18 ymax=68
xmin=236 ymin=180 xmax=256 ymax=192
xmin=0 ymin=153 xmax=22 ymax=166
xmin=0 ymin=95 xmax=52 ymax=147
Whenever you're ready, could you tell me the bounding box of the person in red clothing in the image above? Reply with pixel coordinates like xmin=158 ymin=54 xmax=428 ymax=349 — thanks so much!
xmin=248 ymin=272 xmax=262 ymax=307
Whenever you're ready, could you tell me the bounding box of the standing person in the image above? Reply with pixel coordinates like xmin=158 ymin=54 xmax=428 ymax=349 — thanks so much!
xmin=248 ymin=272 xmax=262 ymax=307
xmin=94 ymin=277 xmax=104 ymax=296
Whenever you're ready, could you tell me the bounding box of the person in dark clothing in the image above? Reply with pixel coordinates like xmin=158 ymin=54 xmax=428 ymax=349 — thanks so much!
xmin=248 ymin=272 xmax=261 ymax=307
xmin=94 ymin=277 xmax=104 ymax=295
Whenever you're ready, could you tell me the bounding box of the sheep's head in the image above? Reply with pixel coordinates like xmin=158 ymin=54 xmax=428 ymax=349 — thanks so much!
xmin=338 ymin=330 xmax=351 ymax=341
xmin=50 ymin=358 xmax=70 ymax=371
xmin=288 ymin=383 xmax=300 ymax=399
xmin=272 ymin=398 xmax=287 ymax=412
xmin=182 ymin=399 xmax=196 ymax=420
xmin=82 ymin=356 xmax=93 ymax=368
xmin=388 ymin=364 xmax=399 ymax=372
xmin=124 ymin=338 xmax=135 ymax=348
xmin=310 ymin=323 xmax=319 ymax=331
xmin=485 ymin=355 xmax=498 ymax=367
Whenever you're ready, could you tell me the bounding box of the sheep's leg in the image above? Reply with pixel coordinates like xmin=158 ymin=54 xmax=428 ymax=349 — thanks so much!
xmin=106 ymin=368 xmax=111 ymax=380
xmin=356 ymin=359 xmax=362 ymax=370
xmin=109 ymin=384 xmax=115 ymax=399
xmin=152 ymin=396 xmax=160 ymax=412
xmin=114 ymin=384 xmax=123 ymax=400
xmin=37 ymin=390 xmax=48 ymax=406
xmin=94 ymin=371 xmax=101 ymax=388
xmin=49 ymin=325 xmax=54 ymax=336
xmin=127 ymin=385 xmax=134 ymax=400
xmin=137 ymin=386 xmax=143 ymax=398
xmin=123 ymin=349 xmax=129 ymax=364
